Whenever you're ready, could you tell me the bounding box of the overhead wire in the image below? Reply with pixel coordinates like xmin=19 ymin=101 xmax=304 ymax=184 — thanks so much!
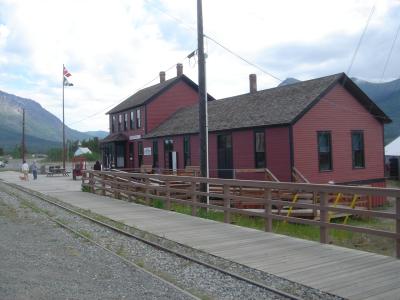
xmin=144 ymin=0 xmax=282 ymax=82
xmin=346 ymin=2 xmax=376 ymax=76
xmin=67 ymin=53 xmax=194 ymax=127
xmin=69 ymin=1 xmax=283 ymax=128
xmin=380 ymin=20 xmax=400 ymax=82
xmin=204 ymin=34 xmax=282 ymax=82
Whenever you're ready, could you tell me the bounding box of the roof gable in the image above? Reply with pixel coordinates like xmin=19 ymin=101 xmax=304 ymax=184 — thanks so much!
xmin=107 ymin=75 xmax=213 ymax=114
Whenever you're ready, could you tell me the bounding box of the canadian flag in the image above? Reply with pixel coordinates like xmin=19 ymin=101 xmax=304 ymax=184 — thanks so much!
xmin=63 ymin=66 xmax=71 ymax=77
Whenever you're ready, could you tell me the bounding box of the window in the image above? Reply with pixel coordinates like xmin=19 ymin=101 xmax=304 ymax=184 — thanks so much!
xmin=254 ymin=130 xmax=265 ymax=168
xmin=138 ymin=142 xmax=143 ymax=167
xmin=318 ymin=131 xmax=332 ymax=171
xmin=136 ymin=109 xmax=141 ymax=128
xmin=130 ymin=111 xmax=135 ymax=129
xmin=153 ymin=140 xmax=159 ymax=168
xmin=118 ymin=114 xmax=122 ymax=132
xmin=111 ymin=115 xmax=115 ymax=133
xmin=183 ymin=136 xmax=191 ymax=167
xmin=124 ymin=113 xmax=128 ymax=131
xmin=352 ymin=131 xmax=365 ymax=168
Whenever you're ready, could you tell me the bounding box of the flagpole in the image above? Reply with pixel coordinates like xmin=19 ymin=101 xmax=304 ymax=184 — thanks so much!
xmin=62 ymin=64 xmax=66 ymax=170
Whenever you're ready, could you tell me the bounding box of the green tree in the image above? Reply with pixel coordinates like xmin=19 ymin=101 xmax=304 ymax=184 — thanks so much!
xmin=47 ymin=148 xmax=63 ymax=161
xmin=0 ymin=148 xmax=3 ymax=156
xmin=11 ymin=145 xmax=24 ymax=159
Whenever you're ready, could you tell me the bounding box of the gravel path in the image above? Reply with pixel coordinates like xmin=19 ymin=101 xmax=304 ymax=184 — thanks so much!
xmin=0 ymin=182 xmax=343 ymax=300
xmin=0 ymin=189 xmax=193 ymax=300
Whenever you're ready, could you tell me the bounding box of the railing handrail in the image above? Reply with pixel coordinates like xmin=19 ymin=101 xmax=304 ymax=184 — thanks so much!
xmin=85 ymin=170 xmax=400 ymax=198
xmin=82 ymin=170 xmax=400 ymax=258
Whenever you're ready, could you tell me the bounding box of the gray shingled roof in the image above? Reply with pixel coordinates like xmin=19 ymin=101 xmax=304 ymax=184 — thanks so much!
xmin=145 ymin=73 xmax=388 ymax=138
xmin=107 ymin=76 xmax=182 ymax=114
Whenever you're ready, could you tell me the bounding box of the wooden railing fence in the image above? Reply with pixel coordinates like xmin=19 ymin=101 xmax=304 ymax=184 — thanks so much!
xmin=82 ymin=170 xmax=400 ymax=258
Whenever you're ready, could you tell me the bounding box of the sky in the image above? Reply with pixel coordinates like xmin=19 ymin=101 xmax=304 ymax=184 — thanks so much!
xmin=0 ymin=0 xmax=400 ymax=133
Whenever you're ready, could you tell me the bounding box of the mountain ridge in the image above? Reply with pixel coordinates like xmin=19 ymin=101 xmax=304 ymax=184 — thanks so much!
xmin=0 ymin=90 xmax=107 ymax=151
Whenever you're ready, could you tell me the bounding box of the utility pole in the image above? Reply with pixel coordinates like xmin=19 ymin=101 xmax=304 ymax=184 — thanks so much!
xmin=62 ymin=64 xmax=66 ymax=170
xmin=21 ymin=108 xmax=25 ymax=162
xmin=197 ymin=0 xmax=209 ymax=202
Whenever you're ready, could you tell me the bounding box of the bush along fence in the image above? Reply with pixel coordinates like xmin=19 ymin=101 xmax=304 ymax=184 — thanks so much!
xmin=82 ymin=170 xmax=400 ymax=259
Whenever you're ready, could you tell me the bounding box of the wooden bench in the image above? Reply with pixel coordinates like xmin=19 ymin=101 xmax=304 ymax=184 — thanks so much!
xmin=140 ymin=164 xmax=153 ymax=174
xmin=46 ymin=166 xmax=70 ymax=176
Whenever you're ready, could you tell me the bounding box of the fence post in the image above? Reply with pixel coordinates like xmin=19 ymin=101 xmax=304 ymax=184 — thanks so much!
xmin=166 ymin=180 xmax=171 ymax=210
xmin=264 ymin=188 xmax=272 ymax=232
xmin=89 ymin=172 xmax=94 ymax=193
xmin=320 ymin=191 xmax=329 ymax=244
xmin=396 ymin=197 xmax=400 ymax=259
xmin=145 ymin=177 xmax=150 ymax=205
xmin=191 ymin=181 xmax=197 ymax=216
xmin=223 ymin=184 xmax=231 ymax=224
xmin=101 ymin=174 xmax=106 ymax=196
xmin=81 ymin=171 xmax=86 ymax=186
xmin=113 ymin=175 xmax=119 ymax=199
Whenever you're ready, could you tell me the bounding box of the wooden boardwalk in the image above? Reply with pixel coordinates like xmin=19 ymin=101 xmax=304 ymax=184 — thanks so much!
xmin=1 ymin=171 xmax=400 ymax=300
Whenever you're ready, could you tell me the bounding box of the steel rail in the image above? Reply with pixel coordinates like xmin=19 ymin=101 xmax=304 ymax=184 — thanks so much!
xmin=4 ymin=181 xmax=307 ymax=300
xmin=2 ymin=183 xmax=200 ymax=300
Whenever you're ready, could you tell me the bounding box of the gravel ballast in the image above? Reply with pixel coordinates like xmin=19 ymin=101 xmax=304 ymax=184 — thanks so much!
xmin=0 ymin=182 xmax=343 ymax=300
xmin=0 ymin=189 xmax=193 ymax=300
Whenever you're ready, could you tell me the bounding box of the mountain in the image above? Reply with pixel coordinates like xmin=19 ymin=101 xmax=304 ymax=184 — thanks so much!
xmin=278 ymin=77 xmax=400 ymax=144
xmin=278 ymin=77 xmax=300 ymax=87
xmin=351 ymin=78 xmax=400 ymax=144
xmin=0 ymin=90 xmax=95 ymax=152
xmin=84 ymin=130 xmax=108 ymax=139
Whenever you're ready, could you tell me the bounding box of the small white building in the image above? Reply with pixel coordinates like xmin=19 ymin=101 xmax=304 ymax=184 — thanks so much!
xmin=385 ymin=137 xmax=400 ymax=179
xmin=74 ymin=147 xmax=92 ymax=157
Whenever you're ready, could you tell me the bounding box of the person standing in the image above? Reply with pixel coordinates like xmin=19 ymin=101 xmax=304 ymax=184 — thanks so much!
xmin=31 ymin=161 xmax=38 ymax=180
xmin=21 ymin=160 xmax=29 ymax=181
xmin=93 ymin=160 xmax=101 ymax=171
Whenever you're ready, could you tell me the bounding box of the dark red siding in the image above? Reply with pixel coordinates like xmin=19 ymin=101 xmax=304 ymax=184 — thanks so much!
xmin=146 ymin=81 xmax=199 ymax=133
xmin=293 ymin=84 xmax=385 ymax=184
xmin=266 ymin=127 xmax=291 ymax=182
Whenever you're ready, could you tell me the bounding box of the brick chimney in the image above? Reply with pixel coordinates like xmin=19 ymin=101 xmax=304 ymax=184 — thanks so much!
xmin=249 ymin=74 xmax=257 ymax=93
xmin=159 ymin=71 xmax=166 ymax=83
xmin=177 ymin=63 xmax=183 ymax=76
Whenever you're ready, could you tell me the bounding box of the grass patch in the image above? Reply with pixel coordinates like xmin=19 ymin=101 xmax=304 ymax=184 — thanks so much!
xmin=20 ymin=200 xmax=41 ymax=214
xmin=116 ymin=244 xmax=127 ymax=257
xmin=0 ymin=202 xmax=18 ymax=219
xmin=386 ymin=180 xmax=400 ymax=188
xmin=78 ymin=229 xmax=93 ymax=240
xmin=81 ymin=186 xmax=91 ymax=193
xmin=152 ymin=199 xmax=164 ymax=209
xmin=135 ymin=259 xmax=145 ymax=268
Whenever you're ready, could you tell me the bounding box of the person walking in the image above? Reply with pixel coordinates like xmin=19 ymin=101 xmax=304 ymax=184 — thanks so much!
xmin=31 ymin=161 xmax=38 ymax=180
xmin=21 ymin=160 xmax=29 ymax=181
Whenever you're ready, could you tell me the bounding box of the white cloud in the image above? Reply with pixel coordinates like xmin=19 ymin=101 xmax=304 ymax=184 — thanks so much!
xmin=0 ymin=0 xmax=399 ymax=133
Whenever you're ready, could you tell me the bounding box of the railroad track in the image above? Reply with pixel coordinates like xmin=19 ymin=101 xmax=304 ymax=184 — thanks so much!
xmin=1 ymin=181 xmax=310 ymax=300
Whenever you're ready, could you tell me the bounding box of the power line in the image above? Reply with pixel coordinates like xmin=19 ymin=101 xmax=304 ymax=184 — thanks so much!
xmin=67 ymin=54 xmax=192 ymax=127
xmin=380 ymin=20 xmax=400 ymax=82
xmin=144 ymin=0 xmax=281 ymax=82
xmin=346 ymin=2 xmax=376 ymax=75
xmin=204 ymin=34 xmax=282 ymax=82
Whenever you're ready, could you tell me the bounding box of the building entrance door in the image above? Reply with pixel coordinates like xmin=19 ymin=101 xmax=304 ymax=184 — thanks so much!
xmin=116 ymin=142 xmax=125 ymax=168
xmin=217 ymin=134 xmax=233 ymax=178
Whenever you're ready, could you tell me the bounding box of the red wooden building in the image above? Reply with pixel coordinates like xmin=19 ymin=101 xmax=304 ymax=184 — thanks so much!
xmin=101 ymin=65 xmax=391 ymax=192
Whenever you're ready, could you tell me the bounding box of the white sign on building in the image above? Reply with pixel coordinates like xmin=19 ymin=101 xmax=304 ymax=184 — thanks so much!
xmin=144 ymin=147 xmax=152 ymax=156
xmin=129 ymin=135 xmax=141 ymax=140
